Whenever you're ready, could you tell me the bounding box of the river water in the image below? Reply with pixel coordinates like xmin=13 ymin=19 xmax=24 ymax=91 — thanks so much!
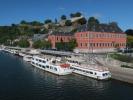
xmin=0 ymin=52 xmax=133 ymax=100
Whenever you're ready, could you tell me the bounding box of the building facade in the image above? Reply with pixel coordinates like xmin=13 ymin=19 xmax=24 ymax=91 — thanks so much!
xmin=48 ymin=33 xmax=74 ymax=49
xmin=74 ymin=31 xmax=126 ymax=53
xmin=48 ymin=31 xmax=126 ymax=53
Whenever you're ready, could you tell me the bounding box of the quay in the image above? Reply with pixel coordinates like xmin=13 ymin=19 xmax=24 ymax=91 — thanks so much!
xmin=1 ymin=46 xmax=133 ymax=83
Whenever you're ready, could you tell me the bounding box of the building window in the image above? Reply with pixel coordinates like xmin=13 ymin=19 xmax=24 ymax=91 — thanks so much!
xmin=93 ymin=43 xmax=95 ymax=47
xmin=99 ymin=43 xmax=101 ymax=47
xmin=108 ymin=43 xmax=110 ymax=47
xmin=86 ymin=34 xmax=88 ymax=37
xmin=102 ymin=43 xmax=104 ymax=47
xmin=81 ymin=43 xmax=82 ymax=47
xmin=97 ymin=43 xmax=99 ymax=47
xmin=90 ymin=43 xmax=93 ymax=47
xmin=85 ymin=43 xmax=88 ymax=47
xmin=89 ymin=34 xmax=93 ymax=38
xmin=96 ymin=34 xmax=99 ymax=38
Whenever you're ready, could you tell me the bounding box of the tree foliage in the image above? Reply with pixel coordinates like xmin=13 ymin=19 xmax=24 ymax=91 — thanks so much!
xmin=127 ymin=36 xmax=133 ymax=48
xmin=61 ymin=15 xmax=67 ymax=20
xmin=33 ymin=40 xmax=51 ymax=49
xmin=88 ymin=17 xmax=100 ymax=30
xmin=78 ymin=17 xmax=87 ymax=25
xmin=44 ymin=19 xmax=52 ymax=24
xmin=55 ymin=39 xmax=77 ymax=51
xmin=20 ymin=20 xmax=28 ymax=24
xmin=70 ymin=12 xmax=82 ymax=18
xmin=65 ymin=20 xmax=72 ymax=26
xmin=125 ymin=29 xmax=133 ymax=36
xmin=30 ymin=21 xmax=43 ymax=26
xmin=18 ymin=39 xmax=30 ymax=48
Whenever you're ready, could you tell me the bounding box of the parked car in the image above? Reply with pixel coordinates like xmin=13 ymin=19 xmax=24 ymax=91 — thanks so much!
xmin=117 ymin=48 xmax=133 ymax=53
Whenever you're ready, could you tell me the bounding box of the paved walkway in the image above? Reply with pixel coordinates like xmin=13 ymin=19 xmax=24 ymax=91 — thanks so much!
xmin=95 ymin=55 xmax=133 ymax=84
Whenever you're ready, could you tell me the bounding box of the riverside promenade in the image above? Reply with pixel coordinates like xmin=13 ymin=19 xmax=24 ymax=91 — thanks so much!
xmin=109 ymin=66 xmax=133 ymax=84
xmin=95 ymin=55 xmax=133 ymax=84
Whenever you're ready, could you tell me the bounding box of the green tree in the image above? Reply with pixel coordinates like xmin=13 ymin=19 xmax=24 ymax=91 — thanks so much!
xmin=125 ymin=29 xmax=133 ymax=36
xmin=18 ymin=39 xmax=30 ymax=48
xmin=88 ymin=17 xmax=100 ymax=31
xmin=40 ymin=28 xmax=48 ymax=34
xmin=33 ymin=40 xmax=51 ymax=49
xmin=65 ymin=20 xmax=72 ymax=26
xmin=56 ymin=42 xmax=64 ymax=50
xmin=61 ymin=15 xmax=67 ymax=20
xmin=30 ymin=21 xmax=43 ymax=26
xmin=55 ymin=39 xmax=77 ymax=51
xmin=75 ymin=12 xmax=82 ymax=17
xmin=20 ymin=20 xmax=28 ymax=24
xmin=70 ymin=13 xmax=75 ymax=18
xmin=33 ymin=40 xmax=43 ymax=49
xmin=70 ymin=12 xmax=82 ymax=18
xmin=78 ymin=17 xmax=87 ymax=25
xmin=127 ymin=36 xmax=133 ymax=48
xmin=44 ymin=19 xmax=52 ymax=24
xmin=67 ymin=39 xmax=77 ymax=51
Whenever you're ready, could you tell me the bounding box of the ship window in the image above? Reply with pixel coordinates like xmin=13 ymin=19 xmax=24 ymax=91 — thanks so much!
xmin=74 ymin=68 xmax=77 ymax=70
xmin=42 ymin=66 xmax=45 ymax=68
xmin=90 ymin=72 xmax=93 ymax=74
xmin=103 ymin=73 xmax=108 ymax=76
xmin=50 ymin=66 xmax=53 ymax=69
xmin=36 ymin=59 xmax=38 ymax=61
xmin=46 ymin=65 xmax=49 ymax=68
xmin=54 ymin=68 xmax=57 ymax=71
xmin=39 ymin=60 xmax=42 ymax=62
xmin=95 ymin=73 xmax=97 ymax=75
xmin=36 ymin=63 xmax=38 ymax=66
xmin=86 ymin=71 xmax=89 ymax=73
xmin=39 ymin=64 xmax=41 ymax=67
xmin=32 ymin=62 xmax=35 ymax=64
xmin=83 ymin=70 xmax=85 ymax=72
xmin=43 ymin=61 xmax=46 ymax=63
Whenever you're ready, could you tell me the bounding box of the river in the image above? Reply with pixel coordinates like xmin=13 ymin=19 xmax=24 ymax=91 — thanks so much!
xmin=0 ymin=52 xmax=133 ymax=100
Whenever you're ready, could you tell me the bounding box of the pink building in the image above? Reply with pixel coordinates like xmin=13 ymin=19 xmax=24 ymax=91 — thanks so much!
xmin=48 ymin=31 xmax=126 ymax=53
xmin=74 ymin=31 xmax=126 ymax=53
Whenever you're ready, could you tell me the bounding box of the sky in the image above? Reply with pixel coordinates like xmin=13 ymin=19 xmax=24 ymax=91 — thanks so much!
xmin=0 ymin=0 xmax=133 ymax=31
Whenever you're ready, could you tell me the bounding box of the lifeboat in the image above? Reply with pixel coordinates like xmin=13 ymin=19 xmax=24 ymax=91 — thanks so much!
xmin=60 ymin=64 xmax=70 ymax=68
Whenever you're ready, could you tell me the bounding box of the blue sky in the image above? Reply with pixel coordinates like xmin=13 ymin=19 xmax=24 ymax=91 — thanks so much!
xmin=0 ymin=0 xmax=133 ymax=31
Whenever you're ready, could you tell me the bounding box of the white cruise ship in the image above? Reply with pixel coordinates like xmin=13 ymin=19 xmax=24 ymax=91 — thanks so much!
xmin=66 ymin=56 xmax=111 ymax=80
xmin=31 ymin=55 xmax=73 ymax=75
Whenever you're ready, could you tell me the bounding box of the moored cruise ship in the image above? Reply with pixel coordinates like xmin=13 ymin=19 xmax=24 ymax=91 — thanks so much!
xmin=66 ymin=56 xmax=111 ymax=80
xmin=31 ymin=55 xmax=73 ymax=75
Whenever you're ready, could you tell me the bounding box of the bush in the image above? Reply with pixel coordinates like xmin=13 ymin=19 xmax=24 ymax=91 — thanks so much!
xmin=33 ymin=40 xmax=51 ymax=49
xmin=121 ymin=65 xmax=133 ymax=69
xmin=65 ymin=20 xmax=72 ymax=26
xmin=18 ymin=39 xmax=30 ymax=48
xmin=110 ymin=53 xmax=133 ymax=63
